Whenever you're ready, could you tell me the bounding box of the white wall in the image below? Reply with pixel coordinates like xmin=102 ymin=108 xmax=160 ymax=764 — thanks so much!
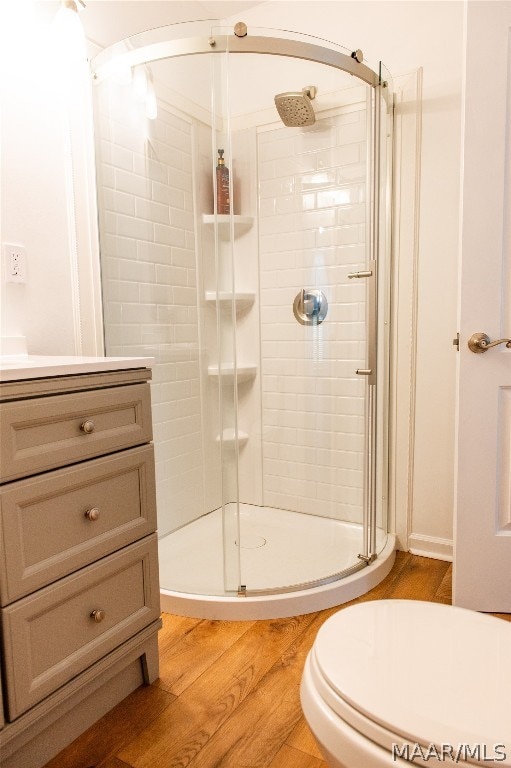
xmin=0 ymin=2 xmax=79 ymax=355
xmin=0 ymin=0 xmax=464 ymax=558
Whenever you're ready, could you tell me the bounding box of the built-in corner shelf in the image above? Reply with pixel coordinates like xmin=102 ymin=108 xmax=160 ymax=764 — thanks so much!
xmin=207 ymin=364 xmax=257 ymax=384
xmin=202 ymin=211 xmax=257 ymax=452
xmin=215 ymin=428 xmax=249 ymax=448
xmin=204 ymin=291 xmax=255 ymax=312
xmin=202 ymin=214 xmax=254 ymax=238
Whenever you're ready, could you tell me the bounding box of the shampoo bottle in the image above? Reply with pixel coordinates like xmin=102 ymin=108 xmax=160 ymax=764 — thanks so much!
xmin=216 ymin=149 xmax=230 ymax=214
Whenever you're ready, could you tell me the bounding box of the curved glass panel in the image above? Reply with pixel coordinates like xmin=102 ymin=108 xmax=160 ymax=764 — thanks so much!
xmin=223 ymin=44 xmax=370 ymax=593
xmin=91 ymin=22 xmax=392 ymax=599
xmin=92 ymin=19 xmax=217 ymax=74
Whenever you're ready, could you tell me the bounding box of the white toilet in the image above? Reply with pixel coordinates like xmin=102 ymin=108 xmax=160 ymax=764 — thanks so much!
xmin=300 ymin=600 xmax=511 ymax=767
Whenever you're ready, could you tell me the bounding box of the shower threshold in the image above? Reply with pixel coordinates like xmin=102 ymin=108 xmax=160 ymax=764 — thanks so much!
xmin=159 ymin=505 xmax=396 ymax=620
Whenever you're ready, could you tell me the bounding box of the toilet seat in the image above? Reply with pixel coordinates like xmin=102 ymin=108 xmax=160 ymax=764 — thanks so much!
xmin=309 ymin=600 xmax=511 ymax=767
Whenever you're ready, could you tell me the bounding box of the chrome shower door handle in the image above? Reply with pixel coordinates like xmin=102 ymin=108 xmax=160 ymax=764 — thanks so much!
xmin=361 ymin=260 xmax=377 ymax=386
xmin=293 ymin=289 xmax=328 ymax=325
xmin=468 ymin=332 xmax=511 ymax=353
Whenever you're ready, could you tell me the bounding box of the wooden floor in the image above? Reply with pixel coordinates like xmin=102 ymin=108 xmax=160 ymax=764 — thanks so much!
xmin=44 ymin=552 xmax=510 ymax=768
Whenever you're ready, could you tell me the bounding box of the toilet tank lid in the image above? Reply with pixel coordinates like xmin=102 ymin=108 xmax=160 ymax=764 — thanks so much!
xmin=312 ymin=600 xmax=511 ymax=763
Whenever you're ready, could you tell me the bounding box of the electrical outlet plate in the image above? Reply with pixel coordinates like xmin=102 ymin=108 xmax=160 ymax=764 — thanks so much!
xmin=3 ymin=243 xmax=27 ymax=284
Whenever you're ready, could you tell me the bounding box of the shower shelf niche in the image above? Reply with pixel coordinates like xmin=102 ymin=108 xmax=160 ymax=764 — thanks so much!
xmin=202 ymin=214 xmax=254 ymax=237
xmin=215 ymin=428 xmax=249 ymax=447
xmin=204 ymin=291 xmax=255 ymax=312
xmin=207 ymin=364 xmax=257 ymax=384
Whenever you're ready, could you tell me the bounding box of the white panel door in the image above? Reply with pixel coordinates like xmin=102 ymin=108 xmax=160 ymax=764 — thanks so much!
xmin=454 ymin=1 xmax=511 ymax=611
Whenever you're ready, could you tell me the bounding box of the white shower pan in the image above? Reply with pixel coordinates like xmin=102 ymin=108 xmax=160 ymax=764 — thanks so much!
xmin=159 ymin=505 xmax=396 ymax=620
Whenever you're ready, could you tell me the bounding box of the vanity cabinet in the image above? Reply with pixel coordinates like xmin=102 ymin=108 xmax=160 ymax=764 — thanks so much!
xmin=0 ymin=365 xmax=161 ymax=768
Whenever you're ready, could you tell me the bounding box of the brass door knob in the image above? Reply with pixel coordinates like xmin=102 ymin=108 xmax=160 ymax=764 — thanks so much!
xmin=90 ymin=609 xmax=105 ymax=623
xmin=468 ymin=332 xmax=511 ymax=353
xmin=80 ymin=420 xmax=95 ymax=434
xmin=84 ymin=507 xmax=100 ymax=521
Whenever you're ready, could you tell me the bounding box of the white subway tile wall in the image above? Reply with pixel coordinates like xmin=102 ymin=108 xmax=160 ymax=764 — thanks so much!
xmin=258 ymin=109 xmax=368 ymax=524
xmin=95 ymin=85 xmax=205 ymax=538
xmin=96 ymin=80 xmax=368 ymax=540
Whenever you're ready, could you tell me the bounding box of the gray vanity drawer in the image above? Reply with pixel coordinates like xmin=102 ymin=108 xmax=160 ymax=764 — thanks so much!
xmin=0 ymin=383 xmax=152 ymax=482
xmin=1 ymin=534 xmax=160 ymax=720
xmin=0 ymin=445 xmax=157 ymax=605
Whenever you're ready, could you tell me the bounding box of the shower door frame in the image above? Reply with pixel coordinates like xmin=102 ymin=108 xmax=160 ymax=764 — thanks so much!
xmin=92 ymin=28 xmax=392 ymax=596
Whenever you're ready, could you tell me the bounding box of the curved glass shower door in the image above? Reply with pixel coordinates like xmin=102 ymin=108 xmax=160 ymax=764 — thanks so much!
xmin=222 ymin=39 xmax=380 ymax=594
xmin=92 ymin=43 xmax=242 ymax=596
xmin=91 ymin=22 xmax=392 ymax=601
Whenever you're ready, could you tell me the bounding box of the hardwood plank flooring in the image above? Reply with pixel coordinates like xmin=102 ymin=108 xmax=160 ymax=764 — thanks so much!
xmin=285 ymin=718 xmax=325 ymax=761
xmin=155 ymin=617 xmax=253 ymax=697
xmin=269 ymin=744 xmax=326 ymax=768
xmin=118 ymin=613 xmax=318 ymax=768
xmin=432 ymin=563 xmax=453 ymax=604
xmin=44 ymin=553 xmax=509 ymax=768
xmin=43 ymin=684 xmax=176 ymax=768
xmin=98 ymin=760 xmax=133 ymax=768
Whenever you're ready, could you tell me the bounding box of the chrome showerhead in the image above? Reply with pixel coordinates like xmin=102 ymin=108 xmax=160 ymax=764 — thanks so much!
xmin=274 ymin=86 xmax=317 ymax=127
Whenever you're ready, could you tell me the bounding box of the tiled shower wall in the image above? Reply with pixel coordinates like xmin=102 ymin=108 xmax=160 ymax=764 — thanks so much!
xmin=96 ymin=86 xmax=369 ymax=533
xmin=95 ymin=85 xmax=205 ymax=538
xmin=258 ymin=108 xmax=368 ymax=523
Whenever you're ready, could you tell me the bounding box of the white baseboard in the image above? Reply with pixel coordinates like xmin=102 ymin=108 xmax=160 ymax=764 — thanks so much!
xmin=408 ymin=533 xmax=453 ymax=562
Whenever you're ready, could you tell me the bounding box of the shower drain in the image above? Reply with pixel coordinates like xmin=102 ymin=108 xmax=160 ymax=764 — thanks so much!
xmin=236 ymin=535 xmax=267 ymax=549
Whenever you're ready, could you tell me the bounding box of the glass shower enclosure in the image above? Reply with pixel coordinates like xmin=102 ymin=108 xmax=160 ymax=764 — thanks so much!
xmin=91 ymin=22 xmax=393 ymax=608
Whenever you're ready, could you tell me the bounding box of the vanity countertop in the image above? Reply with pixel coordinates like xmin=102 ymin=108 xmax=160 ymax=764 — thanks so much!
xmin=0 ymin=355 xmax=154 ymax=382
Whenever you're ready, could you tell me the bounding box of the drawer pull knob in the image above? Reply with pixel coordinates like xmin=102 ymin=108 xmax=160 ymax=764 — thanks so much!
xmin=80 ymin=420 xmax=95 ymax=434
xmin=90 ymin=609 xmax=105 ymax=623
xmin=85 ymin=507 xmax=100 ymax=521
